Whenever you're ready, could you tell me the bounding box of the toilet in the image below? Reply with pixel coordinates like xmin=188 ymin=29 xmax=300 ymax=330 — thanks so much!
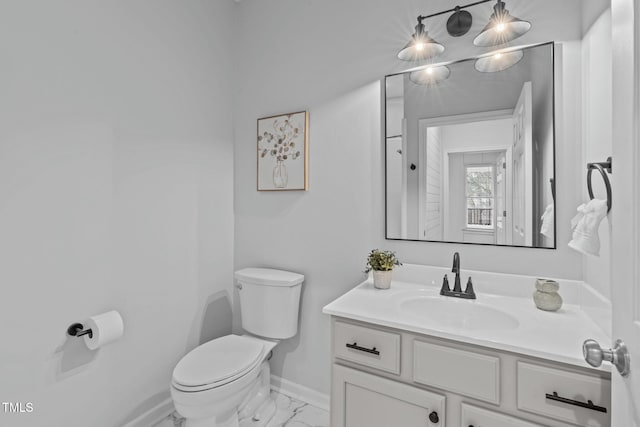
xmin=170 ymin=268 xmax=304 ymax=427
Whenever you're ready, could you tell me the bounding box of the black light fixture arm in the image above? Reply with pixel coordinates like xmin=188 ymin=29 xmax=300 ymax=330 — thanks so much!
xmin=417 ymin=0 xmax=492 ymax=21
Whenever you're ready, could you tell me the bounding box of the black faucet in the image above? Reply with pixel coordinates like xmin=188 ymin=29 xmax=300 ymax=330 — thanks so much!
xmin=452 ymin=252 xmax=462 ymax=292
xmin=440 ymin=252 xmax=476 ymax=299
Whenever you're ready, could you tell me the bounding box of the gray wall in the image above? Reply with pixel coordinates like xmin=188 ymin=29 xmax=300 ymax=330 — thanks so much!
xmin=233 ymin=0 xmax=593 ymax=395
xmin=0 ymin=2 xmax=236 ymax=426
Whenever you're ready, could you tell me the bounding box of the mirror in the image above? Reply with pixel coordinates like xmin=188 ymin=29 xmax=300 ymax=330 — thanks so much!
xmin=385 ymin=42 xmax=555 ymax=248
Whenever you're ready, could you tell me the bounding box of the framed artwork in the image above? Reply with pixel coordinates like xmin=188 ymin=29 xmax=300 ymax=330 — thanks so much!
xmin=257 ymin=111 xmax=309 ymax=191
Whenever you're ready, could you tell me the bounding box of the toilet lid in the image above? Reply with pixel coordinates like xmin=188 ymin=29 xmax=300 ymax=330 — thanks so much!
xmin=172 ymin=335 xmax=265 ymax=388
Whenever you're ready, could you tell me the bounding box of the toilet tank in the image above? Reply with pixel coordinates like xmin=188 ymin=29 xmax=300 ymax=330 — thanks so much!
xmin=234 ymin=268 xmax=304 ymax=339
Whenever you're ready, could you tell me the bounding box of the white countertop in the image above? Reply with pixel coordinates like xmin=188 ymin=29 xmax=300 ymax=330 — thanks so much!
xmin=323 ymin=274 xmax=611 ymax=372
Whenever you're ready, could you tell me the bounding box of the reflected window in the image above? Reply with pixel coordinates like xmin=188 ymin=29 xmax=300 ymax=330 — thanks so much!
xmin=465 ymin=165 xmax=494 ymax=229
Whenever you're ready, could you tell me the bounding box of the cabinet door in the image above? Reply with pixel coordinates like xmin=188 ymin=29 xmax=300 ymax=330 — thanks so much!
xmin=461 ymin=403 xmax=544 ymax=427
xmin=332 ymin=364 xmax=445 ymax=427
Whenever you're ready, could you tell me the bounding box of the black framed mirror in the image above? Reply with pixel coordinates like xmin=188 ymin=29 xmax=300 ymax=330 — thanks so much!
xmin=385 ymin=42 xmax=555 ymax=248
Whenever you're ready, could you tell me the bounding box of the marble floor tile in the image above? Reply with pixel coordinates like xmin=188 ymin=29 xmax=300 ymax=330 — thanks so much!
xmin=266 ymin=391 xmax=329 ymax=427
xmin=152 ymin=390 xmax=328 ymax=427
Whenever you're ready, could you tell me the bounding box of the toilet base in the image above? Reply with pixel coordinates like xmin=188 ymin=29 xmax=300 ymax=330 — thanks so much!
xmin=238 ymin=362 xmax=276 ymax=427
xmin=239 ymin=399 xmax=276 ymax=427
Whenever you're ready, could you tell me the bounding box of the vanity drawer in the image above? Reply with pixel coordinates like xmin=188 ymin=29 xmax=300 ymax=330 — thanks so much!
xmin=333 ymin=321 xmax=400 ymax=374
xmin=461 ymin=403 xmax=544 ymax=427
xmin=516 ymin=361 xmax=611 ymax=427
xmin=413 ymin=340 xmax=500 ymax=404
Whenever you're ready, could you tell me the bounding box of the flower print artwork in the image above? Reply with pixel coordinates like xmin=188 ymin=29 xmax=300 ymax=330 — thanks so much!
xmin=257 ymin=111 xmax=308 ymax=191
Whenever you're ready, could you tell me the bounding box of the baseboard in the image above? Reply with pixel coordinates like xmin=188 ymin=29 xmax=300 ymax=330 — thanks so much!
xmin=271 ymin=375 xmax=330 ymax=412
xmin=121 ymin=397 xmax=174 ymax=427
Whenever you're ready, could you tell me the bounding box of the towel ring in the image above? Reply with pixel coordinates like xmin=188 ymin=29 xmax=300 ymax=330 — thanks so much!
xmin=587 ymin=157 xmax=612 ymax=213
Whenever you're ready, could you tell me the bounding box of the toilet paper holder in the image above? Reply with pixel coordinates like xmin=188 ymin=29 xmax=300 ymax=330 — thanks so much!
xmin=67 ymin=323 xmax=93 ymax=339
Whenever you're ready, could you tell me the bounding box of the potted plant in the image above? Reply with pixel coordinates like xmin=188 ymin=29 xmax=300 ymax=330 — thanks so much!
xmin=365 ymin=249 xmax=402 ymax=289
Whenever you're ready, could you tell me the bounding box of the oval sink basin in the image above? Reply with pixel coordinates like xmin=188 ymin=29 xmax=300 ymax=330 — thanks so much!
xmin=399 ymin=296 xmax=520 ymax=330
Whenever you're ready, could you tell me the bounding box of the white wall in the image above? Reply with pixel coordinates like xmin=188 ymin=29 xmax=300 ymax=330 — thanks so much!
xmin=234 ymin=0 xmax=589 ymax=396
xmin=441 ymin=119 xmax=512 ymax=153
xmin=0 ymin=1 xmax=235 ymax=426
xmin=581 ymin=7 xmax=613 ymax=301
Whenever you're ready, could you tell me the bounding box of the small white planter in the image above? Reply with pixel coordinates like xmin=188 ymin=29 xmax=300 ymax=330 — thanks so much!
xmin=373 ymin=270 xmax=393 ymax=289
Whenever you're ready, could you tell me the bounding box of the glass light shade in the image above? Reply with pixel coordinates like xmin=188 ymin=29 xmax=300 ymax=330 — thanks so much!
xmin=475 ymin=49 xmax=524 ymax=72
xmin=473 ymin=0 xmax=531 ymax=47
xmin=409 ymin=65 xmax=451 ymax=85
xmin=398 ymin=22 xmax=445 ymax=61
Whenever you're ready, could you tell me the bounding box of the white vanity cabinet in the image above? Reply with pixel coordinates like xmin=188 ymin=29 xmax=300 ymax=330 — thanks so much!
xmin=332 ymin=364 xmax=446 ymax=427
xmin=329 ymin=318 xmax=611 ymax=427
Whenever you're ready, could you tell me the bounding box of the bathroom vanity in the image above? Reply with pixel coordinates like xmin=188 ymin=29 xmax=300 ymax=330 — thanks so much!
xmin=323 ymin=264 xmax=612 ymax=427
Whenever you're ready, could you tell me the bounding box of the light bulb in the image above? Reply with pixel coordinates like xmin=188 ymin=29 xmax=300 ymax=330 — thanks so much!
xmin=415 ymin=42 xmax=425 ymax=51
xmin=496 ymin=22 xmax=506 ymax=32
xmin=494 ymin=53 xmax=503 ymax=59
xmin=426 ymin=67 xmax=434 ymax=75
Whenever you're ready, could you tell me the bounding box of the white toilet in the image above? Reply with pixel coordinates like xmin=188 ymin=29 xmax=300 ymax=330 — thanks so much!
xmin=170 ymin=268 xmax=304 ymax=427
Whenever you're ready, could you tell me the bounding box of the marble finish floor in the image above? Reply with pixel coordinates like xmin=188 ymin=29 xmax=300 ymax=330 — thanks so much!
xmin=267 ymin=392 xmax=329 ymax=427
xmin=153 ymin=391 xmax=329 ymax=427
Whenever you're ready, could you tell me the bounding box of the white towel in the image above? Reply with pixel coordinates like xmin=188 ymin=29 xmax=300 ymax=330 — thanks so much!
xmin=568 ymin=199 xmax=608 ymax=256
xmin=540 ymin=203 xmax=554 ymax=240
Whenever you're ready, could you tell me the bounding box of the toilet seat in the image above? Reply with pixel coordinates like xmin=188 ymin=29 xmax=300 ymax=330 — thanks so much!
xmin=172 ymin=335 xmax=265 ymax=392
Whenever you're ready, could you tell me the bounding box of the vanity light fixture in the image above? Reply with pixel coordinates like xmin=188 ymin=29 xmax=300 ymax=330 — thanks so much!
xmin=474 ymin=49 xmax=524 ymax=72
xmin=473 ymin=0 xmax=531 ymax=47
xmin=409 ymin=65 xmax=451 ymax=85
xmin=399 ymin=0 xmax=530 ymax=61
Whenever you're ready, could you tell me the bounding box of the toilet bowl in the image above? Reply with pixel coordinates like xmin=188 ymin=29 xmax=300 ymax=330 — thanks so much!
xmin=171 ymin=335 xmax=277 ymax=427
xmin=171 ymin=268 xmax=304 ymax=427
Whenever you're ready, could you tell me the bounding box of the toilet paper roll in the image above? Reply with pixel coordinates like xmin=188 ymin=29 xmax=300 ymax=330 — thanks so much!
xmin=83 ymin=310 xmax=124 ymax=350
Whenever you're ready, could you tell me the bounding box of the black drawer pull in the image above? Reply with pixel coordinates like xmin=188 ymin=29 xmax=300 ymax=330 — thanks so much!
xmin=346 ymin=342 xmax=380 ymax=356
xmin=545 ymin=391 xmax=607 ymax=413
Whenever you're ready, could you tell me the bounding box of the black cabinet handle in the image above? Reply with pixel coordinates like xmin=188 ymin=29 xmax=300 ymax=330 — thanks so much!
xmin=345 ymin=342 xmax=380 ymax=356
xmin=545 ymin=391 xmax=607 ymax=413
xmin=428 ymin=411 xmax=439 ymax=423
